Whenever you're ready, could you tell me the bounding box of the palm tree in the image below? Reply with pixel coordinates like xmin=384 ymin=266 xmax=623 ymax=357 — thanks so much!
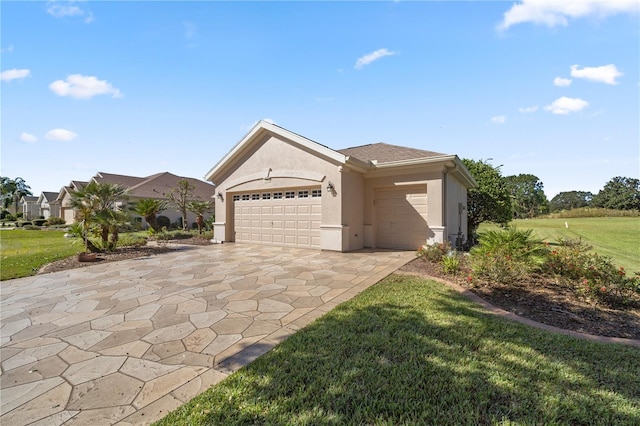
xmin=132 ymin=198 xmax=168 ymax=232
xmin=70 ymin=181 xmax=129 ymax=250
xmin=187 ymin=200 xmax=213 ymax=234
xmin=1 ymin=177 xmax=32 ymax=213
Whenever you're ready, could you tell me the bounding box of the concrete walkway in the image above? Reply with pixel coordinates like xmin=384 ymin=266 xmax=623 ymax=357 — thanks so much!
xmin=0 ymin=244 xmax=414 ymax=425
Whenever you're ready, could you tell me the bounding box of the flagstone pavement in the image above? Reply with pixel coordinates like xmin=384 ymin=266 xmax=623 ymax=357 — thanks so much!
xmin=0 ymin=244 xmax=414 ymax=425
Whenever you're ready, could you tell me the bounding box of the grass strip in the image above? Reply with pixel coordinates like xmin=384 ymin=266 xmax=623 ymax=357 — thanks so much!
xmin=156 ymin=274 xmax=640 ymax=425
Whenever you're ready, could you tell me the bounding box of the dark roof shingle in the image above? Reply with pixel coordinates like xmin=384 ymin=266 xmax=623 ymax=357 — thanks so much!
xmin=337 ymin=142 xmax=445 ymax=163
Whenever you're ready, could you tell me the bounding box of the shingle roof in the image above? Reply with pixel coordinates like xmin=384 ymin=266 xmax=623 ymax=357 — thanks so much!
xmin=337 ymin=142 xmax=445 ymax=164
xmin=94 ymin=172 xmax=146 ymax=188
xmin=22 ymin=196 xmax=38 ymax=202
xmin=42 ymin=192 xmax=60 ymax=201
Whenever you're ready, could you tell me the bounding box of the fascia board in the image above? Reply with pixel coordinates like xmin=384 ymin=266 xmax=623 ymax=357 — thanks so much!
xmin=370 ymin=155 xmax=477 ymax=188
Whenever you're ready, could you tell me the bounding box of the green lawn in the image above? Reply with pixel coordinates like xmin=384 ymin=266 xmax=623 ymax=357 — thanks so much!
xmin=0 ymin=229 xmax=83 ymax=280
xmin=479 ymin=217 xmax=640 ymax=273
xmin=156 ymin=275 xmax=640 ymax=426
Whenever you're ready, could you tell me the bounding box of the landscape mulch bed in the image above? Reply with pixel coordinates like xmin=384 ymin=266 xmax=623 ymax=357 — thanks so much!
xmin=400 ymin=257 xmax=640 ymax=340
xmin=37 ymin=241 xmax=639 ymax=341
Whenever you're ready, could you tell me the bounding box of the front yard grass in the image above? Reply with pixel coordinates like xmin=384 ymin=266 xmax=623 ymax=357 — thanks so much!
xmin=0 ymin=229 xmax=83 ymax=280
xmin=156 ymin=274 xmax=640 ymax=425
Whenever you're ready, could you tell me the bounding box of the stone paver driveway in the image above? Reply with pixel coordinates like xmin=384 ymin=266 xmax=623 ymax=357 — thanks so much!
xmin=1 ymin=244 xmax=413 ymax=425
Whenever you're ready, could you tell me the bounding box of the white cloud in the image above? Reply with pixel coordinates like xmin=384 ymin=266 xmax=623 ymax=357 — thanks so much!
xmin=544 ymin=96 xmax=589 ymax=115
xmin=1 ymin=68 xmax=30 ymax=82
xmin=498 ymin=0 xmax=639 ymax=31
xmin=49 ymin=74 xmax=123 ymax=99
xmin=355 ymin=48 xmax=397 ymax=70
xmin=553 ymin=77 xmax=572 ymax=87
xmin=46 ymin=128 xmax=78 ymax=141
xmin=47 ymin=1 xmax=94 ymax=23
xmin=1 ymin=45 xmax=14 ymax=53
xmin=491 ymin=115 xmax=507 ymax=124
xmin=519 ymin=105 xmax=538 ymax=113
xmin=570 ymin=64 xmax=623 ymax=85
xmin=19 ymin=132 xmax=38 ymax=143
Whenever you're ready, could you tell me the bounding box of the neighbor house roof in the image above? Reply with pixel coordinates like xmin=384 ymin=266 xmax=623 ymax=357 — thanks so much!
xmin=21 ymin=196 xmax=38 ymax=202
xmin=92 ymin=171 xmax=215 ymax=201
xmin=338 ymin=143 xmax=445 ymax=164
xmin=39 ymin=192 xmax=60 ymax=202
xmin=93 ymin=172 xmax=147 ymax=188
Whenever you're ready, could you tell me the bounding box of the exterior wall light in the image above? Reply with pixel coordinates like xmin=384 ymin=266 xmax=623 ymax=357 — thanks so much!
xmin=326 ymin=182 xmax=335 ymax=192
xmin=217 ymin=192 xmax=224 ymax=202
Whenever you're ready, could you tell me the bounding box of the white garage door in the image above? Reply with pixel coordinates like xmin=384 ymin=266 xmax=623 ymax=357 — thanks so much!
xmin=233 ymin=188 xmax=322 ymax=248
xmin=375 ymin=186 xmax=428 ymax=250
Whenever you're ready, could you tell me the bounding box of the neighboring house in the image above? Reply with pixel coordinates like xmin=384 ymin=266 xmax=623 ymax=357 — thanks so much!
xmin=20 ymin=196 xmax=39 ymax=220
xmin=205 ymin=120 xmax=476 ymax=252
xmin=58 ymin=172 xmax=216 ymax=227
xmin=37 ymin=192 xmax=61 ymax=219
xmin=55 ymin=181 xmax=88 ymax=224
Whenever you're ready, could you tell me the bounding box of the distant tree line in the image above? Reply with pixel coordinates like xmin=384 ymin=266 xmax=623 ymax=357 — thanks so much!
xmin=462 ymin=159 xmax=640 ymax=244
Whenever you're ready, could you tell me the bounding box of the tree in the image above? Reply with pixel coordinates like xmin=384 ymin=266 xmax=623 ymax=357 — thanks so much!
xmin=1 ymin=177 xmax=32 ymax=212
xmin=70 ymin=181 xmax=129 ymax=250
xmin=549 ymin=191 xmax=593 ymax=212
xmin=166 ymin=179 xmax=198 ymax=230
xmin=132 ymin=198 xmax=168 ymax=232
xmin=462 ymin=159 xmax=512 ymax=245
xmin=592 ymin=176 xmax=640 ymax=210
xmin=504 ymin=174 xmax=549 ymax=219
xmin=187 ymin=200 xmax=213 ymax=234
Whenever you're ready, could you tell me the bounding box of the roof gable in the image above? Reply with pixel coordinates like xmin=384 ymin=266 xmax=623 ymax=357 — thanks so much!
xmin=204 ymin=120 xmax=348 ymax=184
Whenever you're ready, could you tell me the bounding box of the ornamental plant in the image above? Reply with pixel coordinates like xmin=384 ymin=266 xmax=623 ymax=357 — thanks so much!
xmin=416 ymin=241 xmax=452 ymax=263
xmin=470 ymin=227 xmax=546 ymax=285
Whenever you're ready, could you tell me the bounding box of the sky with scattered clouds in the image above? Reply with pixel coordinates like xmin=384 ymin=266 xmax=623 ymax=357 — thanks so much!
xmin=2 ymin=0 xmax=638 ymax=200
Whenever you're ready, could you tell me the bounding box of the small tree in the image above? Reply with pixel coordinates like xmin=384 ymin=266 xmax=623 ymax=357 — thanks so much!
xmin=549 ymin=191 xmax=593 ymax=212
xmin=592 ymin=176 xmax=640 ymax=211
xmin=132 ymin=198 xmax=168 ymax=232
xmin=166 ymin=179 xmax=198 ymax=230
xmin=1 ymin=177 xmax=32 ymax=213
xmin=187 ymin=200 xmax=213 ymax=234
xmin=504 ymin=174 xmax=549 ymax=219
xmin=462 ymin=158 xmax=512 ymax=245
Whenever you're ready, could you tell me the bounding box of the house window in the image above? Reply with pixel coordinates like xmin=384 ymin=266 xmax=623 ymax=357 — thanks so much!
xmin=252 ymin=193 xmax=260 ymax=200
xmin=233 ymin=195 xmax=240 ymax=201
xmin=298 ymin=190 xmax=309 ymax=198
xmin=285 ymin=191 xmax=295 ymax=199
xmin=242 ymin=194 xmax=250 ymax=201
xmin=312 ymin=189 xmax=322 ymax=198
xmin=273 ymin=192 xmax=283 ymax=199
xmin=262 ymin=193 xmax=271 ymax=200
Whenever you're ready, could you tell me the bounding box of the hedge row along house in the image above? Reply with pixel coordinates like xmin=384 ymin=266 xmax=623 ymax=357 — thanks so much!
xmin=21 ymin=172 xmax=216 ymax=228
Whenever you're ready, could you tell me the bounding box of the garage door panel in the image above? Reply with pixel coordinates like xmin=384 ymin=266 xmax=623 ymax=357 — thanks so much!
xmin=376 ymin=187 xmax=428 ymax=250
xmin=234 ymin=187 xmax=321 ymax=248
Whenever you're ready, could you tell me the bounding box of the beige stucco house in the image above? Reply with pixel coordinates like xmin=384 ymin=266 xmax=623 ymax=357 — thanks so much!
xmin=204 ymin=121 xmax=476 ymax=252
xmin=37 ymin=192 xmax=61 ymax=219
xmin=20 ymin=196 xmax=39 ymax=220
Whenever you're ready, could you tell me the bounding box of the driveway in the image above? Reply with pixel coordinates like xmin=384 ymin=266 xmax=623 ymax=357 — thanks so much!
xmin=0 ymin=244 xmax=414 ymax=425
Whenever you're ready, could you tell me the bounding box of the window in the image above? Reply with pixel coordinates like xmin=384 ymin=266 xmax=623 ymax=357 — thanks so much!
xmin=252 ymin=193 xmax=260 ymax=200
xmin=233 ymin=195 xmax=240 ymax=201
xmin=285 ymin=191 xmax=295 ymax=199
xmin=262 ymin=193 xmax=271 ymax=200
xmin=242 ymin=194 xmax=250 ymax=201
xmin=273 ymin=192 xmax=283 ymax=199
xmin=298 ymin=190 xmax=309 ymax=198
xmin=312 ymin=189 xmax=322 ymax=198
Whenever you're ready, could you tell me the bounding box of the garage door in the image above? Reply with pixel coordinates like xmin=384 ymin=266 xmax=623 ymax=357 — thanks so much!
xmin=375 ymin=186 xmax=428 ymax=250
xmin=233 ymin=187 xmax=322 ymax=248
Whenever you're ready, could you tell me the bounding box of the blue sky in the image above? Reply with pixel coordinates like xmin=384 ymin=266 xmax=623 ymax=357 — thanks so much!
xmin=2 ymin=1 xmax=638 ymax=200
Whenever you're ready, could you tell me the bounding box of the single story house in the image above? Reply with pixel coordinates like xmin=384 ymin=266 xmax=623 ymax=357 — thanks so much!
xmin=55 ymin=172 xmax=216 ymax=227
xmin=20 ymin=196 xmax=39 ymax=220
xmin=37 ymin=192 xmax=61 ymax=219
xmin=204 ymin=121 xmax=476 ymax=252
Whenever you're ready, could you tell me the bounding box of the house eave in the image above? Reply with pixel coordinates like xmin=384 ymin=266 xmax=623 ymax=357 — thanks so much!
xmin=371 ymin=155 xmax=477 ymax=188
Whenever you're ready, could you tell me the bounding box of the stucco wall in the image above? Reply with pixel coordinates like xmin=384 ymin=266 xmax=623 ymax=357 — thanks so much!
xmin=340 ymin=168 xmax=364 ymax=251
xmin=212 ymin=134 xmax=346 ymax=248
xmin=444 ymin=172 xmax=469 ymax=248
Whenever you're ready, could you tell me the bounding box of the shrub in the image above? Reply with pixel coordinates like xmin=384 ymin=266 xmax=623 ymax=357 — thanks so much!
xmin=17 ymin=221 xmax=32 ymax=227
xmin=542 ymin=239 xmax=640 ymax=306
xmin=1 ymin=210 xmax=12 ymax=220
xmin=22 ymin=225 xmax=41 ymax=230
xmin=416 ymin=241 xmax=452 ymax=263
xmin=442 ymin=252 xmax=462 ymax=275
xmin=33 ymin=219 xmax=47 ymax=226
xmin=46 ymin=217 xmax=67 ymax=226
xmin=156 ymin=215 xmax=170 ymax=229
xmin=470 ymin=227 xmax=546 ymax=285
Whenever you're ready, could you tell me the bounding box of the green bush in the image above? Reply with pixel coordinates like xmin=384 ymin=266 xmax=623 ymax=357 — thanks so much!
xmin=470 ymin=227 xmax=546 ymax=284
xmin=22 ymin=225 xmax=41 ymax=231
xmin=33 ymin=219 xmax=47 ymax=226
xmin=542 ymin=239 xmax=640 ymax=306
xmin=442 ymin=252 xmax=462 ymax=275
xmin=17 ymin=221 xmax=32 ymax=227
xmin=46 ymin=217 xmax=67 ymax=226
